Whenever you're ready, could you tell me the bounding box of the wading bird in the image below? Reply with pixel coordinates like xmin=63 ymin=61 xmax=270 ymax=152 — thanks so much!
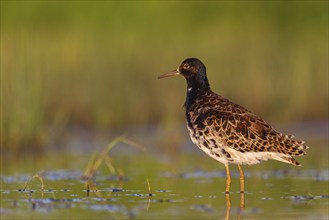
xmin=158 ymin=58 xmax=308 ymax=193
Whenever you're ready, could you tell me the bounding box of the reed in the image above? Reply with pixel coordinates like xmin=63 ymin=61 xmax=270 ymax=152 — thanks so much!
xmin=1 ymin=1 xmax=328 ymax=153
xmin=83 ymin=136 xmax=145 ymax=180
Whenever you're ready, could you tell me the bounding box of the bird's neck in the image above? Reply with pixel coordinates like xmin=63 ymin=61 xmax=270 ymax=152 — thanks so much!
xmin=184 ymin=77 xmax=210 ymax=111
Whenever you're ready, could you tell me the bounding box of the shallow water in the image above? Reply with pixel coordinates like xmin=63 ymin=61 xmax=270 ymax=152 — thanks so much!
xmin=1 ymin=133 xmax=328 ymax=219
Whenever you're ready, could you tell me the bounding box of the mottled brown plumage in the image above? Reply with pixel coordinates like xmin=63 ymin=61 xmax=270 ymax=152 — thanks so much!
xmin=158 ymin=58 xmax=308 ymax=193
xmin=186 ymin=90 xmax=307 ymax=166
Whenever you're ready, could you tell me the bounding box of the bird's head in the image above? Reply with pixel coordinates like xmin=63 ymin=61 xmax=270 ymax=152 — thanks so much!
xmin=158 ymin=58 xmax=210 ymax=91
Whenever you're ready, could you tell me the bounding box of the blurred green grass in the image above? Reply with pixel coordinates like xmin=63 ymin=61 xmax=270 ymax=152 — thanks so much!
xmin=1 ymin=1 xmax=328 ymax=153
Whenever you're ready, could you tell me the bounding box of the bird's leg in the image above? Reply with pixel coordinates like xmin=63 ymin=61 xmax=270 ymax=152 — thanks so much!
xmin=238 ymin=165 xmax=245 ymax=193
xmin=238 ymin=165 xmax=245 ymax=208
xmin=225 ymin=164 xmax=231 ymax=193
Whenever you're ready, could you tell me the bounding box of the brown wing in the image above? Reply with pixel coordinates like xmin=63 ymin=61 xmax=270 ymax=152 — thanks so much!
xmin=200 ymin=93 xmax=308 ymax=157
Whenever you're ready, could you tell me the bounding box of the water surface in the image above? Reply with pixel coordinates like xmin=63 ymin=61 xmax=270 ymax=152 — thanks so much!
xmin=1 ymin=133 xmax=328 ymax=219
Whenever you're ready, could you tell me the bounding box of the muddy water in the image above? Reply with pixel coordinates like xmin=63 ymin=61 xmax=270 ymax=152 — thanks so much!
xmin=1 ymin=136 xmax=328 ymax=219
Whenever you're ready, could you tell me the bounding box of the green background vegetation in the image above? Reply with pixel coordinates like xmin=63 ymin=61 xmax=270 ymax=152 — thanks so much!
xmin=1 ymin=1 xmax=328 ymax=153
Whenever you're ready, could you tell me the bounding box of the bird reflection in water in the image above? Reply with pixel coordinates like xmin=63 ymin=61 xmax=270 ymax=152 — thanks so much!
xmin=225 ymin=192 xmax=244 ymax=220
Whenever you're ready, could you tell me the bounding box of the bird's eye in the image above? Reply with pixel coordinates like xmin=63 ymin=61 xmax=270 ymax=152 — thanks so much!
xmin=183 ymin=64 xmax=190 ymax=69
